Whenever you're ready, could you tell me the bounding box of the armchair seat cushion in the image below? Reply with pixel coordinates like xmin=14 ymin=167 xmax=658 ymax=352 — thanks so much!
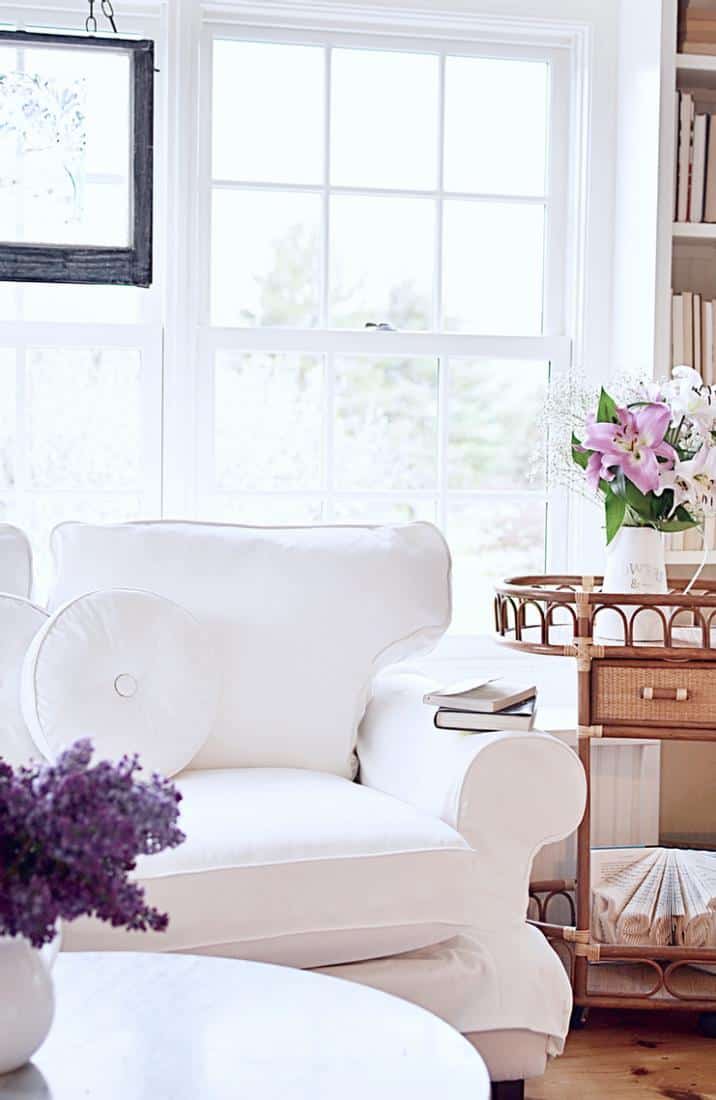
xmin=62 ymin=768 xmax=478 ymax=968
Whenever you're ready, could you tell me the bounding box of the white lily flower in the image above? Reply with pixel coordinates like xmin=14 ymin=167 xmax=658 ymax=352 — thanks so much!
xmin=663 ymin=365 xmax=716 ymax=439
xmin=658 ymin=443 xmax=716 ymax=514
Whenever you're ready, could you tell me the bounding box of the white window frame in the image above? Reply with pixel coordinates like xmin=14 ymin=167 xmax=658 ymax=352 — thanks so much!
xmin=0 ymin=2 xmax=165 ymax=560
xmin=189 ymin=13 xmax=575 ymax=571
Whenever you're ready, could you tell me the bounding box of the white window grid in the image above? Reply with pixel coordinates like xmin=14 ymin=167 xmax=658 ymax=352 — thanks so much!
xmin=195 ymin=23 xmax=573 ymax=566
xmin=198 ymin=328 xmax=569 ymax=532
xmin=198 ymin=26 xmax=569 ymax=334
xmin=0 ymin=321 xmax=163 ymax=511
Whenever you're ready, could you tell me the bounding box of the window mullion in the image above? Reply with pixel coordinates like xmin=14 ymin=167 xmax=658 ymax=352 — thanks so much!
xmin=437 ymin=354 xmax=449 ymax=530
xmin=433 ymin=51 xmax=446 ymax=332
xmin=320 ymin=46 xmax=332 ymax=329
xmin=14 ymin=344 xmax=28 ymax=516
xmin=210 ymin=179 xmax=548 ymax=204
xmin=205 ymin=326 xmax=569 ymax=360
xmin=323 ymin=350 xmax=335 ymax=519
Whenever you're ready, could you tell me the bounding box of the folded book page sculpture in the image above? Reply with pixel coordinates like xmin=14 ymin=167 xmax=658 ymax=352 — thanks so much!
xmin=592 ymin=847 xmax=716 ymax=951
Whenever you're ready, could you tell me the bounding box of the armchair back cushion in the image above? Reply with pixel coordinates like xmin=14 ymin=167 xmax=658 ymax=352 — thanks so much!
xmin=0 ymin=525 xmax=32 ymax=598
xmin=48 ymin=522 xmax=451 ymax=776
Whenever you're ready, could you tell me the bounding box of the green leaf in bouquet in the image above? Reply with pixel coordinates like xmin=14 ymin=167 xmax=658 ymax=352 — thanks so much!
xmin=674 ymin=504 xmax=696 ymax=522
xmin=596 ymin=387 xmax=618 ymax=424
xmin=658 ymin=504 xmax=700 ymax=532
xmin=651 ymin=487 xmax=675 ymax=520
xmin=659 ymin=516 xmax=700 ymax=532
xmin=610 ymin=471 xmax=655 ymax=521
xmin=571 ymin=432 xmax=589 ymax=470
xmin=623 ymin=478 xmax=658 ymax=521
xmin=605 ymin=489 xmax=626 ymax=544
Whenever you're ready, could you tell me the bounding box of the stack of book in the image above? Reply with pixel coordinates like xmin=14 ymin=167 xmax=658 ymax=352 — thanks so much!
xmin=671 ymin=290 xmax=716 ymax=381
xmin=423 ymin=677 xmax=537 ymax=732
xmin=675 ymin=91 xmax=716 ymax=223
xmin=679 ymin=0 xmax=716 ymax=55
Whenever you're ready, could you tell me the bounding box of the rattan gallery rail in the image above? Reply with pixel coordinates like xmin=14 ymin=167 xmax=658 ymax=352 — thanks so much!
xmin=495 ymin=574 xmax=716 ymax=1019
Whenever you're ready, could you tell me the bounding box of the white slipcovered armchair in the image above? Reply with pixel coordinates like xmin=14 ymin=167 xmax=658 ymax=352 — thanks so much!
xmin=0 ymin=521 xmax=586 ymax=1099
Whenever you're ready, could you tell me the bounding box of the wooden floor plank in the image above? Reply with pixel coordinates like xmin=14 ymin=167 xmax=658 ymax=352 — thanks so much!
xmin=526 ymin=1011 xmax=716 ymax=1099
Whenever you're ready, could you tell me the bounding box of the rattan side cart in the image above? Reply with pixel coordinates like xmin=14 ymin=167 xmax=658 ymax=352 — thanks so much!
xmin=494 ymin=574 xmax=716 ymax=1026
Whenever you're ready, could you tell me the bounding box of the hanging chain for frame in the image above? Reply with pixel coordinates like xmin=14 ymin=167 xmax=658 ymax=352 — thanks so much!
xmin=101 ymin=0 xmax=118 ymax=33
xmin=86 ymin=0 xmax=119 ymax=33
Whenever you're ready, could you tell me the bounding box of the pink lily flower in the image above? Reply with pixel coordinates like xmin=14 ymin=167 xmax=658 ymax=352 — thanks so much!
xmin=582 ymin=403 xmax=676 ymax=495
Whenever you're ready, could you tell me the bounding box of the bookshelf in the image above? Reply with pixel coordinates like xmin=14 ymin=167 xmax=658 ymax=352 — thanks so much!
xmin=598 ymin=3 xmax=716 ymax=996
xmin=673 ymin=221 xmax=716 ymax=238
xmin=652 ymin=3 xmax=716 ymax=563
xmin=677 ymin=51 xmax=716 ymax=73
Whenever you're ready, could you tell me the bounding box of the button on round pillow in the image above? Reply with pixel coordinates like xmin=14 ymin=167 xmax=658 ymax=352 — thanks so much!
xmin=21 ymin=589 xmax=218 ymax=777
xmin=0 ymin=595 xmax=49 ymax=766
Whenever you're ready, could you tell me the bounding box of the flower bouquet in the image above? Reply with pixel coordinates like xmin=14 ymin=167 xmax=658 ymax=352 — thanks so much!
xmin=571 ymin=366 xmax=715 ymax=546
xmin=569 ymin=367 xmax=716 ymax=638
xmin=0 ymin=739 xmax=184 ymax=1073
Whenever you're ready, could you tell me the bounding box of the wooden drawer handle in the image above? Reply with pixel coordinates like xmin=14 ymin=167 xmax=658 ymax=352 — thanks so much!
xmin=640 ymin=686 xmax=689 ymax=702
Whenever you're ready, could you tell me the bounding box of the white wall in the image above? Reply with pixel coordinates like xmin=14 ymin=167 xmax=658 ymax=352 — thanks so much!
xmin=610 ymin=0 xmax=666 ymax=377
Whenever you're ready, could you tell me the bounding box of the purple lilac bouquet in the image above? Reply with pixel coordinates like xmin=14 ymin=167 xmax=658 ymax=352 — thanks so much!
xmin=0 ymin=739 xmax=185 ymax=948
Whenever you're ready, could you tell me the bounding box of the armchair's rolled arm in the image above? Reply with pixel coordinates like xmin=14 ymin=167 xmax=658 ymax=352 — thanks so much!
xmin=358 ymin=672 xmax=586 ymax=924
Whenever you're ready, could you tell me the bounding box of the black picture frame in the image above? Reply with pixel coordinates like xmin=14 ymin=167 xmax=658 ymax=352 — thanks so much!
xmin=0 ymin=30 xmax=154 ymax=287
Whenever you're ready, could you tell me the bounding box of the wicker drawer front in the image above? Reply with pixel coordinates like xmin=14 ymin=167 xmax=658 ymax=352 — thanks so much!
xmin=592 ymin=663 xmax=716 ymax=726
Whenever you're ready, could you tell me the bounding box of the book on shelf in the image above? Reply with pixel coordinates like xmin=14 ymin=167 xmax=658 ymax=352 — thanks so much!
xmin=706 ymin=515 xmax=716 ymax=549
xmin=679 ymin=0 xmax=716 ymax=52
xmin=692 ymin=115 xmax=708 ymax=222
xmin=423 ymin=677 xmax=536 ymax=713
xmin=674 ymin=92 xmax=716 ymax=223
xmin=680 ymin=26 xmax=716 ymax=48
xmin=674 ymin=91 xmax=680 ymax=221
xmin=433 ymin=696 xmax=536 ymax=733
xmin=677 ymin=92 xmax=694 ymax=221
xmin=671 ymin=290 xmax=716 ymax=382
xmin=704 ymin=299 xmax=714 ymax=382
xmin=682 ymin=31 xmax=716 ymax=45
xmin=685 ymin=526 xmax=704 ymax=551
xmin=706 ymin=114 xmax=716 ymax=220
xmin=673 ymin=294 xmax=685 ymax=364
xmin=684 ymin=289 xmax=694 ymax=364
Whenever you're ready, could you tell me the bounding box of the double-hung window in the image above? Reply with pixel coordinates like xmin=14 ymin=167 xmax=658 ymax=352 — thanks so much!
xmin=198 ymin=19 xmax=572 ymax=630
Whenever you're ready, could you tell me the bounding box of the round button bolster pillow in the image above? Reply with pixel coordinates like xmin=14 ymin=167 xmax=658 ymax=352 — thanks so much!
xmin=21 ymin=589 xmax=218 ymax=777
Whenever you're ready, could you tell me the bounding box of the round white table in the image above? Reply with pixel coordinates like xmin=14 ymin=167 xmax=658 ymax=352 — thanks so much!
xmin=0 ymin=953 xmax=490 ymax=1099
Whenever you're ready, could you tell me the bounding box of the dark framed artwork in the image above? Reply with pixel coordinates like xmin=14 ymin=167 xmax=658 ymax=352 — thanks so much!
xmin=0 ymin=31 xmax=154 ymax=286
